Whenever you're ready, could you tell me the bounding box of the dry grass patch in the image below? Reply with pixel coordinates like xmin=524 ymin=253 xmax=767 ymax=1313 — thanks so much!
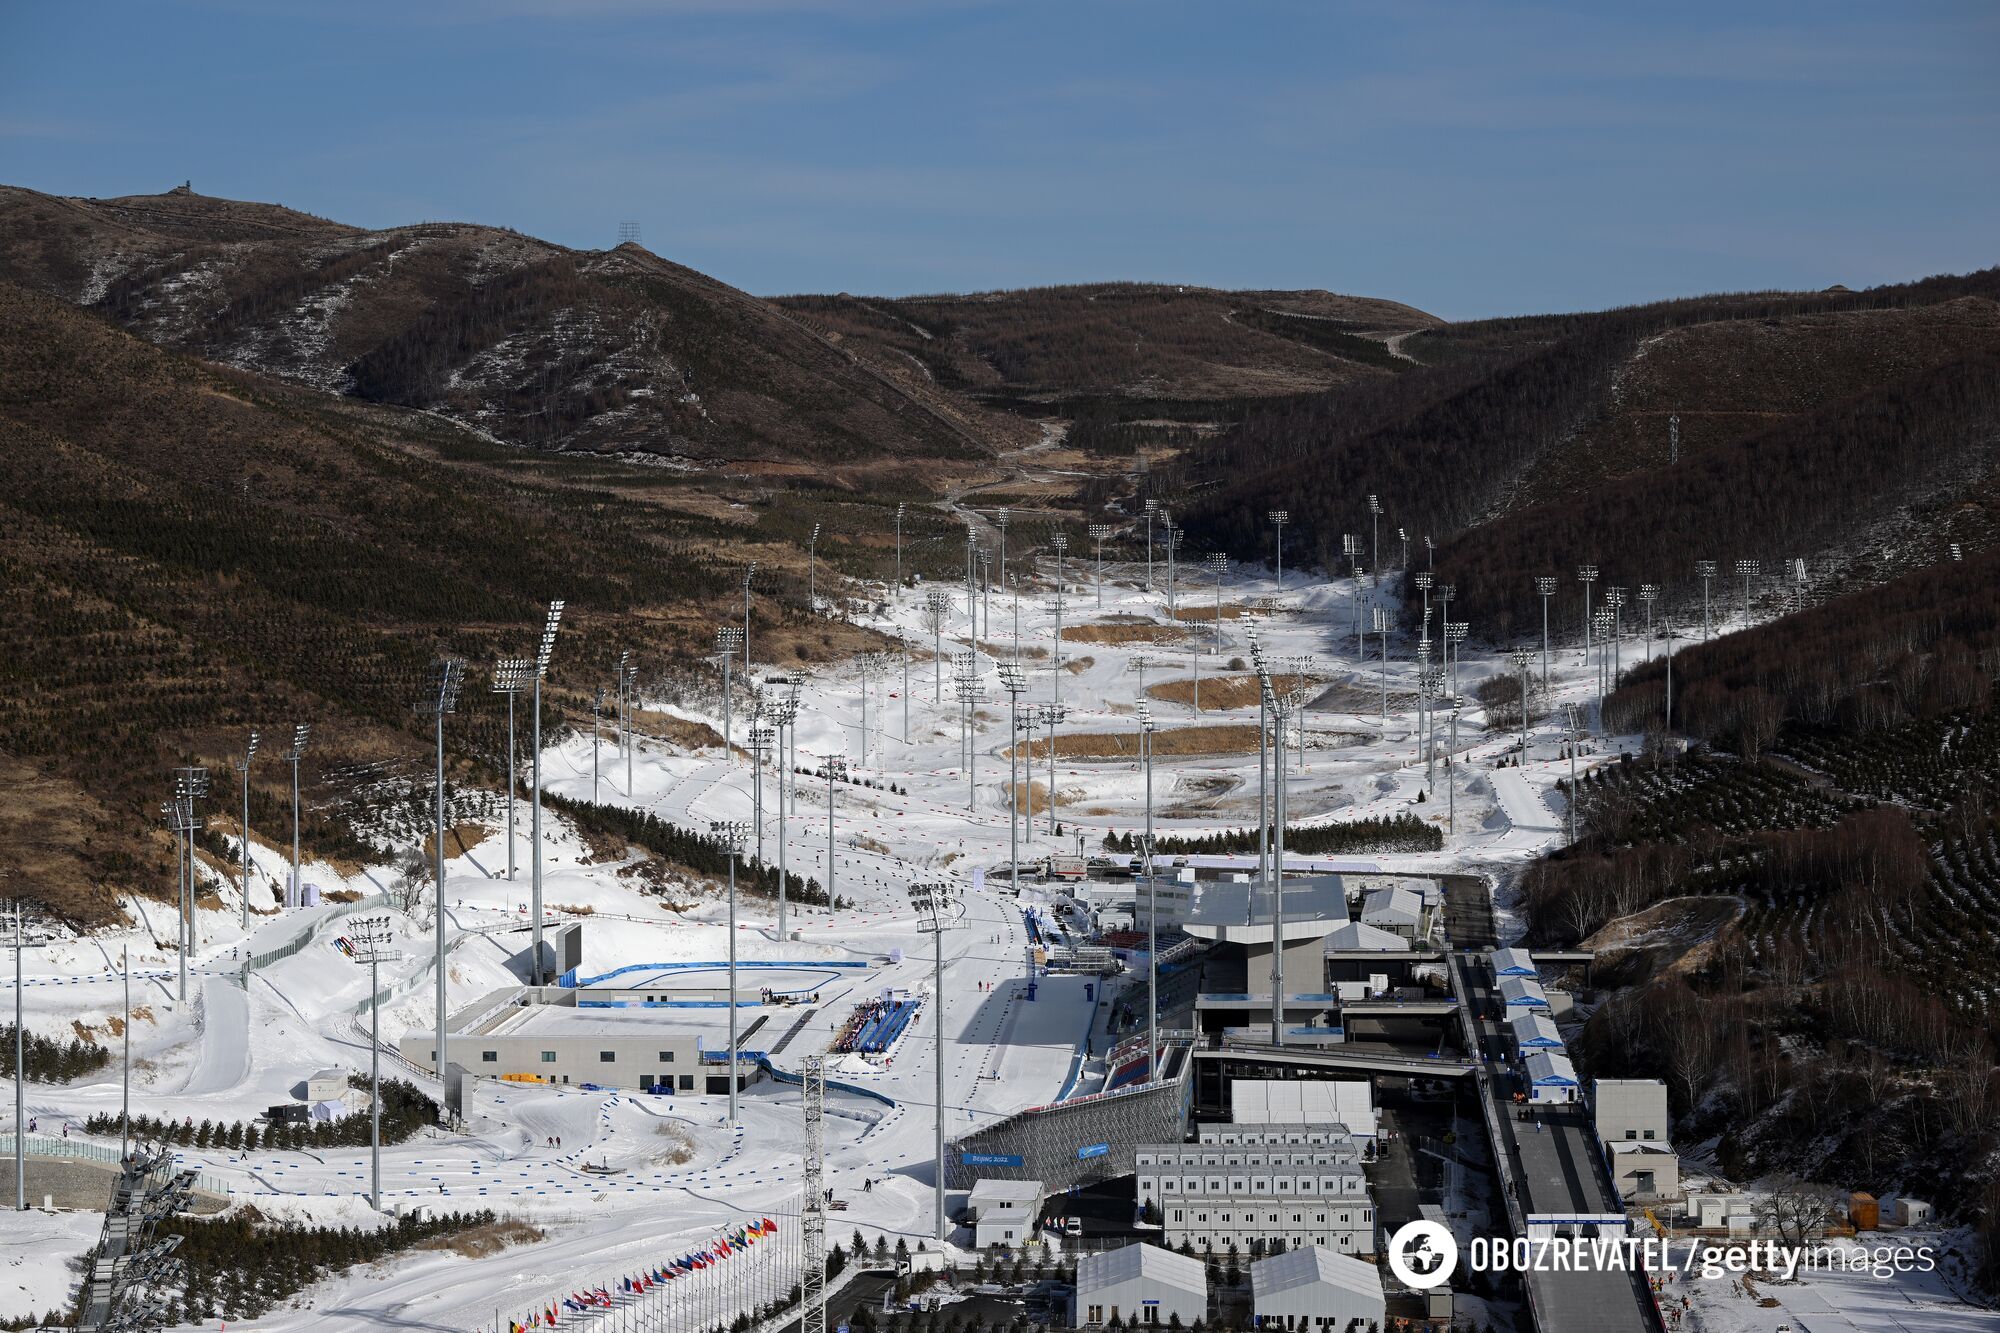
xmin=1147 ymin=672 xmax=1318 ymax=711
xmin=423 ymin=823 xmax=489 ymax=860
xmin=1170 ymin=602 xmax=1257 ymax=622
xmin=1061 ymin=622 xmax=1185 ymax=645
xmin=417 ymin=1219 xmax=545 ymax=1259
xmin=1005 ymin=724 xmax=1263 ymax=760
xmin=1008 ymin=781 xmax=1060 ymax=814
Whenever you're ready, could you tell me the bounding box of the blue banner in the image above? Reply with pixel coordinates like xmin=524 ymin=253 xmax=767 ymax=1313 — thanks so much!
xmin=1077 ymin=1142 xmax=1110 ymax=1160
xmin=961 ymin=1152 xmax=1025 ymax=1167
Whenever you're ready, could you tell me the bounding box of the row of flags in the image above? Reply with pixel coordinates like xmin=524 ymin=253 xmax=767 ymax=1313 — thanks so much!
xmin=502 ymin=1218 xmax=780 ymax=1331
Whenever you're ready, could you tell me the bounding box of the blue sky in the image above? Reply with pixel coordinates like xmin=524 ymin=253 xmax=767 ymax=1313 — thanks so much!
xmin=2 ymin=1 xmax=1994 ymax=319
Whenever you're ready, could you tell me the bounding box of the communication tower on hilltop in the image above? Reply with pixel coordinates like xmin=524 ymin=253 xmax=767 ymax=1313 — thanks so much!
xmin=617 ymin=220 xmax=641 ymax=246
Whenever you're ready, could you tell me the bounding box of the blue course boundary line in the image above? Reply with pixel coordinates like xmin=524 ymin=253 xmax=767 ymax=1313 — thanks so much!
xmin=560 ymin=960 xmax=870 ymax=988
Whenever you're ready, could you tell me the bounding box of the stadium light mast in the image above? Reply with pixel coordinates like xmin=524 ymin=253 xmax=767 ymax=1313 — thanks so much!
xmin=1373 ymin=606 xmax=1393 ymax=721
xmin=1605 ymin=586 xmax=1627 ymax=688
xmin=823 ymin=754 xmax=848 ymax=907
xmin=808 ymin=524 xmax=821 ymax=610
xmin=284 ymin=724 xmax=309 ymax=911
xmin=1398 ymin=527 xmax=1409 ymax=573
xmin=907 ymin=879 xmax=956 ymax=1243
xmin=590 ymin=684 xmax=603 ymax=802
xmin=715 ymin=626 xmax=743 ymax=759
xmin=1638 ymin=585 xmax=1659 ymax=663
xmin=995 ymin=507 xmax=1010 ymax=595
xmin=1510 ymin=647 xmax=1534 ymax=758
xmin=742 ymin=563 xmax=757 ymax=676
xmin=894 ymin=502 xmax=907 ymax=601
xmin=415 ymin=656 xmax=465 ymax=1115
xmin=1367 ymin=494 xmax=1382 ymax=585
xmin=1162 ymin=519 xmax=1179 ymax=614
xmin=1414 ymin=570 xmax=1433 ymax=618
xmin=619 ymin=649 xmax=636 ymax=797
xmin=1695 ymin=560 xmax=1718 ymax=641
xmin=233 ymin=731 xmax=259 ymax=929
xmin=1563 ymin=702 xmax=1586 ymax=845
xmin=998 ymin=663 xmax=1026 ymax=895
xmin=1736 ymin=559 xmax=1760 ymax=625
xmin=924 ymin=589 xmax=952 ymax=702
xmin=774 ymin=692 xmax=801 ymax=938
xmin=1424 ymin=534 xmax=1434 ymax=570
xmin=7 ymin=897 xmax=52 ymax=1211
xmin=1592 ymin=609 xmax=1614 ymax=704
xmin=1577 ymin=565 xmax=1599 ymax=665
xmin=750 ymin=721 xmax=774 ymax=869
xmin=1535 ymin=577 xmax=1558 ymax=688
xmin=492 ymin=659 xmax=532 ymax=880
xmin=1089 ymin=524 xmax=1112 ymax=608
xmin=1036 ymin=702 xmax=1066 ymax=837
xmin=170 ymin=766 xmax=208 ymax=1003
xmin=529 ymin=601 xmax=564 ymax=986
xmin=1268 ymin=510 xmax=1289 ymax=590
xmin=1205 ymin=552 xmax=1229 ymax=650
xmin=1661 ymin=620 xmax=1680 ymax=731
xmin=1137 ymin=703 xmax=1159 ymax=1069
xmin=1143 ymin=498 xmax=1161 ymax=590
xmin=710 ymin=820 xmax=750 ymax=1125
xmin=346 ymin=914 xmax=401 ymax=1211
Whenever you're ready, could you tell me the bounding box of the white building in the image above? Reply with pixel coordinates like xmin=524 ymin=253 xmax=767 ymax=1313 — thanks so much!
xmin=1510 ymin=1011 xmax=1564 ymax=1053
xmin=1230 ymin=1079 xmax=1378 ymax=1143
xmin=1136 ymin=1140 xmax=1374 ymax=1256
xmin=1687 ymin=1193 xmax=1755 ymax=1234
xmin=1593 ymin=1078 xmax=1669 ymax=1143
xmin=1072 ymin=1243 xmax=1208 ymax=1328
xmin=1891 ymin=1197 xmax=1934 ymax=1227
xmin=1489 ymin=946 xmax=1538 ymax=977
xmin=1358 ymin=886 xmax=1427 ymax=940
xmin=1251 ymin=1244 xmax=1387 ymax=1332
xmin=967 ymin=1178 xmax=1044 ymax=1249
xmin=1323 ymin=920 xmax=1410 ymax=952
xmin=1607 ymin=1142 xmax=1679 ymax=1201
xmin=1523 ymin=1050 xmax=1580 ymax=1104
xmin=1499 ymin=974 xmax=1549 ymax=1011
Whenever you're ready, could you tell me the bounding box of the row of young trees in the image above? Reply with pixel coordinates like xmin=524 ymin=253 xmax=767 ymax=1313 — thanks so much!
xmin=0 ymin=1025 xmax=108 ymax=1082
xmin=541 ymin=791 xmax=844 ymax=909
xmin=1132 ymin=811 xmax=1441 ymax=856
xmin=81 ymin=1078 xmax=439 ymax=1151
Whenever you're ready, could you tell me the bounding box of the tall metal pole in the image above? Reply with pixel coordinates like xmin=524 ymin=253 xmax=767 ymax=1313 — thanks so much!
xmin=121 ymin=944 xmax=130 ymax=1162
xmin=712 ymin=822 xmax=748 ymax=1126
xmin=531 ymin=601 xmax=564 ymax=991
xmin=1141 ymin=712 xmax=1157 ymax=1074
xmin=894 ymin=503 xmax=905 ymax=601
xmin=1090 ymin=524 xmax=1111 ymax=609
xmin=13 ymin=902 xmax=23 ymax=1210
xmin=1269 ymin=510 xmax=1288 ymax=591
xmin=289 ymin=743 xmax=302 ymax=910
xmin=1536 ymin=577 xmax=1557 ymax=689
xmin=1697 ymin=561 xmax=1717 ymax=642
xmin=908 ymin=881 xmax=953 ymax=1245
xmin=237 ymin=731 xmax=258 ymax=930
xmin=1578 ymin=565 xmax=1598 ymax=666
xmin=1368 ymin=494 xmax=1381 ymax=586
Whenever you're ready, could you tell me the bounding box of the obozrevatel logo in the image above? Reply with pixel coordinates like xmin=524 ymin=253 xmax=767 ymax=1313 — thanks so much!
xmin=1387 ymin=1220 xmax=1459 ymax=1289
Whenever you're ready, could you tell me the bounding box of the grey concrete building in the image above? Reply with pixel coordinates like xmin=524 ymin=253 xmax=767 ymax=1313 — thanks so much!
xmin=1072 ymin=1243 xmax=1208 ymax=1328
xmin=1136 ymin=1139 xmax=1374 ymax=1256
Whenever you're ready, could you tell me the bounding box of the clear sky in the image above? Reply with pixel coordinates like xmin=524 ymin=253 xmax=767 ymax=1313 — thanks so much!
xmin=2 ymin=1 xmax=1994 ymax=320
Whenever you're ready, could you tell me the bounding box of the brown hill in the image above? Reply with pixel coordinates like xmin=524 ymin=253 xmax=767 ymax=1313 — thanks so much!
xmin=0 ymin=183 xmax=1019 ymax=464
xmin=775 ymin=283 xmax=1439 ymax=427
xmin=1168 ymin=269 xmax=2000 ymax=636
xmin=0 ymin=279 xmax=882 ymax=925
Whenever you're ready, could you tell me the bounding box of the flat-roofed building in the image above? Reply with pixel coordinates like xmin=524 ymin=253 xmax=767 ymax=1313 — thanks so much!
xmin=1523 ymin=1050 xmax=1580 ymax=1104
xmin=399 ymin=999 xmax=727 ymax=1094
xmin=1136 ymin=1140 xmax=1373 ymax=1257
xmin=967 ymin=1178 xmax=1045 ymax=1249
xmin=1230 ymin=1079 xmax=1377 ymax=1143
xmin=1593 ymin=1077 xmax=1669 ymax=1144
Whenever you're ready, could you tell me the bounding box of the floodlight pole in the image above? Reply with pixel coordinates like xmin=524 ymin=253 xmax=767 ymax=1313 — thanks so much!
xmin=1578 ymin=565 xmax=1598 ymax=666
xmin=711 ymin=821 xmax=749 ymax=1125
xmin=1737 ymin=559 xmax=1759 ymax=626
xmin=809 ymin=524 xmax=821 ymax=610
xmin=743 ymin=563 xmax=757 ymax=678
xmin=1446 ymin=698 xmax=1460 ymax=838
xmin=1206 ymin=553 xmax=1227 ymax=650
xmin=908 ymin=876 xmax=952 ymax=1240
xmin=1052 ymin=535 xmax=1070 ymax=707
xmin=1536 ymin=577 xmax=1558 ymax=688
xmin=1368 ymin=494 xmax=1382 ymax=586
xmin=1140 ymin=711 xmax=1158 ymax=1071
xmin=287 ymin=727 xmax=307 ymax=912
xmin=12 ymin=900 xmax=23 ymax=1211
xmin=1269 ymin=510 xmax=1288 ymax=590
xmin=1512 ymin=648 xmax=1534 ymax=758
xmin=894 ymin=503 xmax=906 ymax=601
xmin=1089 ymin=524 xmax=1112 ymax=609
xmin=995 ymin=508 xmax=1009 ymax=601
xmin=120 ymin=944 xmax=130 ymax=1162
xmin=1696 ymin=561 xmax=1717 ymax=641
xmin=1374 ymin=607 xmax=1391 ymax=721
xmin=530 ymin=601 xmax=565 ymax=991
xmin=824 ymin=756 xmax=846 ymax=906
xmin=349 ymin=916 xmax=401 ymax=1211
xmin=235 ymin=732 xmax=259 ymax=930
xmin=1144 ymin=499 xmax=1159 ymax=590
xmin=1565 ymin=704 xmax=1584 ymax=845
xmin=1000 ymin=665 xmax=1025 ymax=895
xmin=1663 ymin=623 xmax=1678 ymax=730
xmin=417 ymin=657 xmax=465 ymax=1118
xmin=1037 ymin=704 xmax=1064 ymax=837
xmin=591 ymin=685 xmax=603 ymax=803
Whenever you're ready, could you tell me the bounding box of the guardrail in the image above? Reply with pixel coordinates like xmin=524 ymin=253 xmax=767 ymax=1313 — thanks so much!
xmin=239 ymin=895 xmax=386 ymax=981
xmin=0 ymin=1134 xmax=231 ymax=1198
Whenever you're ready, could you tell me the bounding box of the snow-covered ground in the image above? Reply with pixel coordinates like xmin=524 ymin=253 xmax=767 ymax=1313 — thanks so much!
xmin=9 ymin=558 xmax=1948 ymax=1330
